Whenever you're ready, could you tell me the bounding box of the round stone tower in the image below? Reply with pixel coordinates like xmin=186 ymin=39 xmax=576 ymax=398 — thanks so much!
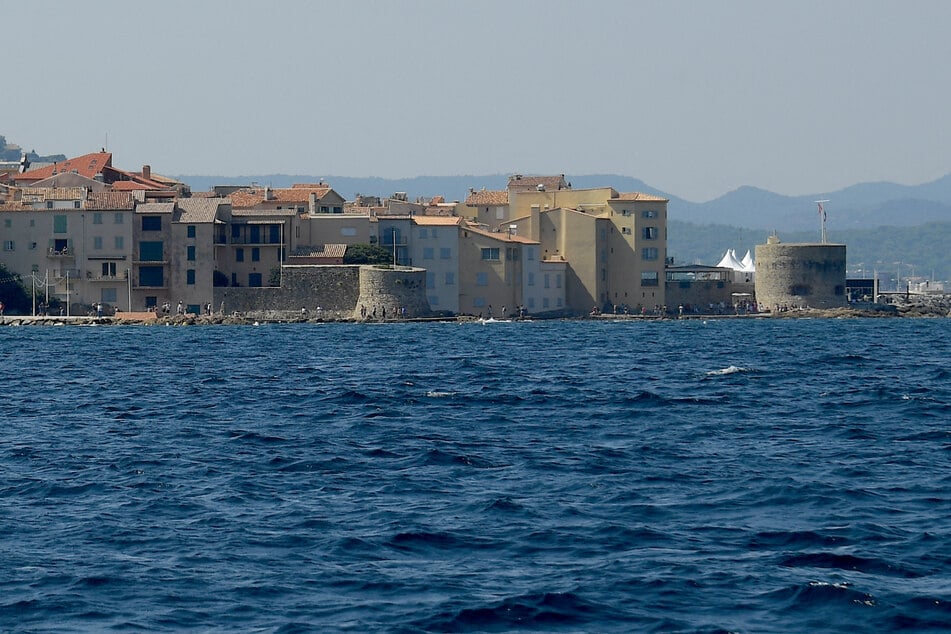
xmin=353 ymin=266 xmax=432 ymax=319
xmin=754 ymin=236 xmax=847 ymax=310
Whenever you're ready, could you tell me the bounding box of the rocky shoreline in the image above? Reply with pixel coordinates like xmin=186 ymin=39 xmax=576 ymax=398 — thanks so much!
xmin=2 ymin=295 xmax=950 ymax=326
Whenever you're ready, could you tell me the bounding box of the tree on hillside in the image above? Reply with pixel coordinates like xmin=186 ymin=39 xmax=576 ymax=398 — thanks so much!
xmin=343 ymin=243 xmax=393 ymax=265
xmin=0 ymin=264 xmax=31 ymax=314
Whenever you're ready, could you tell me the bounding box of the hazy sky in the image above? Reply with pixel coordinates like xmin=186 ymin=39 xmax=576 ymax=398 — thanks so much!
xmin=4 ymin=0 xmax=949 ymax=201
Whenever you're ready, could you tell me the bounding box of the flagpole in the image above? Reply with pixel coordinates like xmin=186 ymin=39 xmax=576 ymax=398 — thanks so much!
xmin=815 ymin=199 xmax=829 ymax=244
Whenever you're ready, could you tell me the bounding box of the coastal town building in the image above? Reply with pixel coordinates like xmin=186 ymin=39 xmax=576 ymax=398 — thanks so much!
xmin=1 ymin=154 xmax=668 ymax=317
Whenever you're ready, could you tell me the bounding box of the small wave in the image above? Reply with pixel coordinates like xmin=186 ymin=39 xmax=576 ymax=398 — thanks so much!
xmin=766 ymin=580 xmax=876 ymax=609
xmin=426 ymin=390 xmax=457 ymax=398
xmin=414 ymin=591 xmax=611 ymax=631
xmin=780 ymin=552 xmax=923 ymax=578
xmin=706 ymin=365 xmax=753 ymax=376
xmin=227 ymin=430 xmax=287 ymax=443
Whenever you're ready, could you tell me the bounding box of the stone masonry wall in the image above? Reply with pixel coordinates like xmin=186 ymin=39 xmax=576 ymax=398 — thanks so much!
xmin=754 ymin=243 xmax=847 ymax=310
xmin=212 ymin=265 xmax=432 ymax=320
xmin=213 ymin=265 xmax=360 ymax=319
xmin=353 ymin=266 xmax=431 ymax=320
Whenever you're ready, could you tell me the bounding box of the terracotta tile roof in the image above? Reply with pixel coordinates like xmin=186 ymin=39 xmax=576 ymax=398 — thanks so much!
xmin=507 ymin=174 xmax=569 ymax=193
xmin=229 ymin=186 xmax=333 ymax=208
xmin=19 ymin=186 xmax=86 ymax=202
xmin=230 ymin=208 xmax=296 ymax=218
xmin=16 ymin=152 xmax=112 ymax=182
xmin=136 ymin=202 xmax=175 ymax=214
xmin=86 ymin=192 xmax=135 ymax=210
xmin=466 ymin=225 xmax=539 ymax=245
xmin=614 ymin=192 xmax=669 ymax=202
xmin=465 ymin=189 xmax=509 ymax=206
xmin=291 ymin=244 xmax=347 ymax=258
xmin=176 ymin=198 xmax=226 ymax=223
xmin=413 ymin=216 xmax=463 ymax=226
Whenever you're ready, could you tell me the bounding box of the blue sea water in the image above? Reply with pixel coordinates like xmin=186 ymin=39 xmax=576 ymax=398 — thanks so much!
xmin=0 ymin=318 xmax=949 ymax=633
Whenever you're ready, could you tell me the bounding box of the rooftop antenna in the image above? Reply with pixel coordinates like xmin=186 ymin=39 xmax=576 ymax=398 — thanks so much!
xmin=815 ymin=199 xmax=830 ymax=243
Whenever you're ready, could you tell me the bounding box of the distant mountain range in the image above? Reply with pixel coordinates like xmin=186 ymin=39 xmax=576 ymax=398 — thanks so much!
xmin=178 ymin=172 xmax=951 ymax=233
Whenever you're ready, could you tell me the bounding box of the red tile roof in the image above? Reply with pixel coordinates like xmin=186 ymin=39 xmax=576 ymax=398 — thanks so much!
xmin=229 ymin=186 xmax=333 ymax=208
xmin=507 ymin=174 xmax=569 ymax=193
xmin=16 ymin=152 xmax=112 ymax=182
xmin=614 ymin=192 xmax=669 ymax=202
xmin=86 ymin=192 xmax=136 ymax=210
xmin=465 ymin=190 xmax=509 ymax=206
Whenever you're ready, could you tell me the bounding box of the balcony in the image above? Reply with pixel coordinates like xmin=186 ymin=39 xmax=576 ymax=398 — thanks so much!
xmin=46 ymin=248 xmax=74 ymax=259
xmin=87 ymin=271 xmax=129 ymax=282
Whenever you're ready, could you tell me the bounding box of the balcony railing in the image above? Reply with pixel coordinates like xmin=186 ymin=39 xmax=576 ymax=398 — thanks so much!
xmin=46 ymin=248 xmax=74 ymax=258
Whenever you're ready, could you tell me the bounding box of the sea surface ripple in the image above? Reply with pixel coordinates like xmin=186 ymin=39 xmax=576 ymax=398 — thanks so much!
xmin=1 ymin=319 xmax=949 ymax=632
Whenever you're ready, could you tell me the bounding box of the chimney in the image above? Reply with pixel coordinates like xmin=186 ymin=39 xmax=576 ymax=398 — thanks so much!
xmin=142 ymin=165 xmax=151 ymax=180
xmin=309 ymin=192 xmax=317 ymax=214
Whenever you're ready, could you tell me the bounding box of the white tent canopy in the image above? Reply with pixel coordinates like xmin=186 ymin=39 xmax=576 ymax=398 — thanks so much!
xmin=716 ymin=249 xmax=745 ymax=271
xmin=715 ymin=248 xmax=755 ymax=273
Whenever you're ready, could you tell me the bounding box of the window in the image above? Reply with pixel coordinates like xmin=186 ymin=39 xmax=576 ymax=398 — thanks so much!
xmin=114 ymin=212 xmax=124 ymax=224
xmin=621 ymin=209 xmax=631 ymax=216
xmin=248 ymin=273 xmax=262 ymax=287
xmin=249 ymin=226 xmax=261 ymax=243
xmin=333 ymin=206 xmax=343 ymax=213
xmin=643 ymin=210 xmax=658 ymax=218
xmin=320 ymin=206 xmax=329 ymax=213
xmin=341 ymin=227 xmax=357 ymax=237
xmin=3 ymin=219 xmax=10 ymax=228
xmin=527 ymin=247 xmax=535 ymax=261
xmin=187 ymin=225 xmax=196 ymax=238
xmin=236 ymin=248 xmax=244 ymax=262
xmin=528 ymin=297 xmax=535 ymax=309
xmin=93 ymin=213 xmax=103 ymax=224
xmin=139 ymin=266 xmax=164 ymax=287
xmin=476 ymin=272 xmax=488 ymax=286
xmin=142 ymin=216 xmax=162 ymax=231
xmin=2 ymin=240 xmax=14 ymax=251
xmin=46 ymin=201 xmax=53 ymax=209
xmin=186 ymin=269 xmax=196 ymax=285
xmin=270 ymin=225 xmax=280 ymax=243
xmin=556 ymin=274 xmax=562 ymax=288
xmin=423 ymin=247 xmax=434 ymax=260
xmin=74 ymin=201 xmax=81 ymax=209
xmin=187 ymin=245 xmax=196 ymax=261
xmin=543 ymin=297 xmax=550 ymax=309
xmin=115 ymin=236 xmax=124 ymax=250
xmin=29 ymin=242 xmax=36 ymax=250
xmin=139 ymin=241 xmax=163 ymax=261
xmin=54 ymin=215 xmax=67 ymax=233
xmin=101 ymin=262 xmax=116 ymax=277
xmin=642 ymin=247 xmax=659 ymax=261
xmin=251 ymin=247 xmax=260 ymax=262
xmin=101 ymin=288 xmax=117 ymax=303
xmin=419 ymin=228 xmax=427 ymax=238
xmin=93 ymin=237 xmax=103 ymax=250
xmin=480 ymin=248 xmax=500 ymax=261
xmin=641 ymin=271 xmax=659 ymax=287
xmin=643 ymin=227 xmax=658 ymax=240
xmin=440 ymin=247 xmax=451 ymax=259
xmin=557 ymin=297 xmax=563 ymax=308
xmin=544 ymin=274 xmax=550 ymax=289
xmin=622 ymin=227 xmax=632 ymax=235
xmin=426 ymin=272 xmax=435 ymax=289
xmin=444 ymin=272 xmax=455 ymax=285
xmin=528 ymin=272 xmax=535 ymax=286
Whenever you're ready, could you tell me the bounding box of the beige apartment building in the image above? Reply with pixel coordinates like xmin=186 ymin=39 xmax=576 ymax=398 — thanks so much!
xmin=506 ymin=182 xmax=668 ymax=312
xmin=0 ymin=187 xmax=136 ymax=312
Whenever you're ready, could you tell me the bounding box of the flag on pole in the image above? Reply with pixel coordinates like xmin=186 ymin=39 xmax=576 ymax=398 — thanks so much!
xmin=817 ymin=201 xmax=826 ymax=221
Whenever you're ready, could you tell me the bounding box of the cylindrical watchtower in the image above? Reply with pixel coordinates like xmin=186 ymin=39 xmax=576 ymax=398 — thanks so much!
xmin=754 ymin=235 xmax=847 ymax=310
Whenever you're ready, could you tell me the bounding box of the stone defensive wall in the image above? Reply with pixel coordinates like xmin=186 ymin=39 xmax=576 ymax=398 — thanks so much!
xmin=665 ymin=279 xmax=756 ymax=311
xmin=213 ymin=265 xmax=431 ymax=320
xmin=754 ymin=240 xmax=847 ymax=310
